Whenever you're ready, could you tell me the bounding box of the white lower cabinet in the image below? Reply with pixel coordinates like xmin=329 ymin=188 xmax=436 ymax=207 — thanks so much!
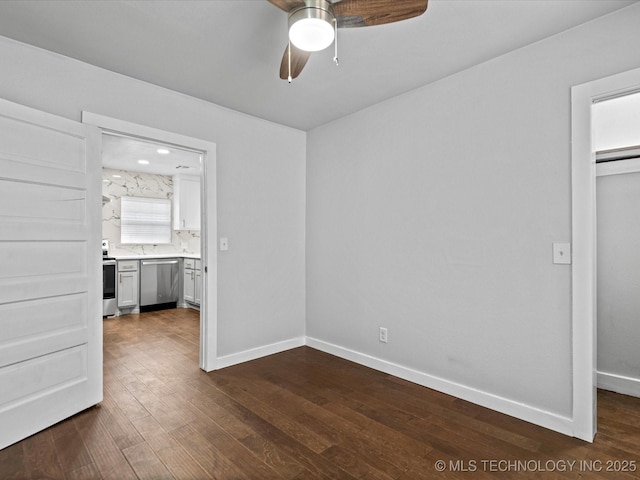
xmin=194 ymin=264 xmax=202 ymax=305
xmin=117 ymin=260 xmax=139 ymax=308
xmin=184 ymin=263 xmax=195 ymax=303
xmin=183 ymin=258 xmax=201 ymax=307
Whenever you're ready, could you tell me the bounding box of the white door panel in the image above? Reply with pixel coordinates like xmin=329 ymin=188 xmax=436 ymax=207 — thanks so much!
xmin=0 ymin=98 xmax=101 ymax=450
xmin=0 ymin=179 xmax=86 ymax=223
xmin=0 ymin=112 xmax=86 ymax=171
xmin=0 ymin=346 xmax=88 ymax=407
xmin=0 ymin=294 xmax=86 ymax=343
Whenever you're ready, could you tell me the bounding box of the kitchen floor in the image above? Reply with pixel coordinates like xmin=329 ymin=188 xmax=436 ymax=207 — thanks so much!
xmin=2 ymin=310 xmax=640 ymax=479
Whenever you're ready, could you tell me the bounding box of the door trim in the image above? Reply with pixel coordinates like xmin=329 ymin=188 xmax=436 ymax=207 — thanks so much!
xmin=82 ymin=112 xmax=218 ymax=371
xmin=571 ymin=66 xmax=640 ymax=441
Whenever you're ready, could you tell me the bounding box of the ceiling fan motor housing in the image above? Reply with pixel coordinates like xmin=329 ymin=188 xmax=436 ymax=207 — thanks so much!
xmin=288 ymin=0 xmax=336 ymax=52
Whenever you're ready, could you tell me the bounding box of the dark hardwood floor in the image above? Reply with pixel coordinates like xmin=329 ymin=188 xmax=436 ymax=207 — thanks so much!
xmin=2 ymin=308 xmax=640 ymax=479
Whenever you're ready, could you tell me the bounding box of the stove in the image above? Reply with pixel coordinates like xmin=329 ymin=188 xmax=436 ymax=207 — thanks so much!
xmin=102 ymin=240 xmax=117 ymax=316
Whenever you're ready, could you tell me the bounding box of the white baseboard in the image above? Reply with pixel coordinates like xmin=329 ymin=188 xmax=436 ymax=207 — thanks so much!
xmin=597 ymin=371 xmax=640 ymax=398
xmin=305 ymin=337 xmax=574 ymax=438
xmin=215 ymin=336 xmax=305 ymax=369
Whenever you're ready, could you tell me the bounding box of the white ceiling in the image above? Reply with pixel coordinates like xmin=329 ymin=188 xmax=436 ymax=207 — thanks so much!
xmin=0 ymin=0 xmax=636 ymax=131
xmin=102 ymin=134 xmax=202 ymax=176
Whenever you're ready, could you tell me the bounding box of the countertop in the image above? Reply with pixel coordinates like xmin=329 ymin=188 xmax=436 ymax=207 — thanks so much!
xmin=109 ymin=253 xmax=201 ymax=260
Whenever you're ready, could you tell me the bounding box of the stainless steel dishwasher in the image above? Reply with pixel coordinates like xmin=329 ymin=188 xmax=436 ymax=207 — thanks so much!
xmin=140 ymin=258 xmax=179 ymax=311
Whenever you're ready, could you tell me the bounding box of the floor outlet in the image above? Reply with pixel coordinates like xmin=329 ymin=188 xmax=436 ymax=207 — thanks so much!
xmin=379 ymin=327 xmax=388 ymax=343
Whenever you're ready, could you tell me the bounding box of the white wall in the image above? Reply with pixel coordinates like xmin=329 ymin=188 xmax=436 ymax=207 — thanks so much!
xmin=597 ymin=172 xmax=640 ymax=397
xmin=306 ymin=3 xmax=640 ymax=428
xmin=0 ymin=36 xmax=306 ymax=359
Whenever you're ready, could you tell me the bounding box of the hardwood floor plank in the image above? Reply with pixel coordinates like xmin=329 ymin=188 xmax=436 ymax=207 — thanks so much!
xmin=240 ymin=433 xmax=307 ymax=479
xmin=145 ymin=428 xmax=213 ymax=480
xmin=214 ymin=373 xmax=352 ymax=447
xmin=174 ymin=382 xmax=258 ymax=440
xmin=227 ymin=352 xmax=501 ymax=478
xmin=336 ymin=388 xmax=558 ymax=478
xmin=73 ymin=407 xmax=129 ymax=479
xmin=131 ymin=414 xmax=166 ymax=441
xmin=66 ymin=462 xmax=101 ymax=480
xmin=97 ymin=394 xmax=146 ymax=451
xmin=177 ymin=377 xmax=359 ymax=480
xmin=188 ymin=415 xmax=284 ymax=480
xmin=103 ymin=383 xmax=149 ymax=422
xmin=124 ymin=358 xmax=175 ymax=397
xmin=321 ymin=445 xmax=396 ymax=480
xmin=365 ymin=376 xmax=543 ymax=453
xmin=213 ymin=403 xmax=360 ymax=480
xmin=291 ymin=402 xmax=416 ymax=478
xmin=121 ymin=442 xmax=173 ymax=480
xmin=169 ymin=423 xmax=252 ymax=480
xmin=230 ymin=363 xmax=431 ymax=476
xmin=228 ymin=366 xmax=408 ymax=478
xmin=209 ymin=375 xmax=335 ymax=454
xmin=130 ymin=389 xmax=194 ymax=433
xmin=322 ymin=400 xmax=438 ymax=474
xmin=51 ymin=418 xmax=95 ymax=475
xmin=0 ymin=440 xmax=28 ymax=480
xmin=101 ymin=461 xmax=138 ymax=480
xmin=21 ymin=430 xmax=65 ymax=480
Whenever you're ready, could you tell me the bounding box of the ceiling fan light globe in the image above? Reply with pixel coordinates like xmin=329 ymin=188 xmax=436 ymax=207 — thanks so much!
xmin=289 ymin=17 xmax=334 ymax=52
xmin=287 ymin=2 xmax=335 ymax=53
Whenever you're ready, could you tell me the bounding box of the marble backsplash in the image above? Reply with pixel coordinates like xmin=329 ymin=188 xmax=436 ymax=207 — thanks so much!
xmin=102 ymin=168 xmax=200 ymax=256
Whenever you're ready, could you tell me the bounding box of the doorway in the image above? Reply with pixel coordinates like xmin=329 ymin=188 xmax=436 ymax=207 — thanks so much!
xmin=571 ymin=66 xmax=640 ymax=441
xmin=593 ymin=92 xmax=640 ymax=399
xmin=101 ymin=133 xmax=202 ymax=314
xmin=82 ymin=112 xmax=218 ymax=371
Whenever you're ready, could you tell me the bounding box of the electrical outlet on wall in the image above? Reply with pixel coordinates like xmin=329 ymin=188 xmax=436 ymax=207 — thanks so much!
xmin=379 ymin=327 xmax=388 ymax=343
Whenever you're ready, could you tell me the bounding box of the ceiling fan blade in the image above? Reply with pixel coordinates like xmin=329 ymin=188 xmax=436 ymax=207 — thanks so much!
xmin=268 ymin=0 xmax=305 ymax=12
xmin=279 ymin=43 xmax=312 ymax=81
xmin=334 ymin=0 xmax=428 ymax=28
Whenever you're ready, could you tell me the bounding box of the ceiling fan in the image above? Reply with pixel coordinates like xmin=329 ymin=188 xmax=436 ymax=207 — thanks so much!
xmin=268 ymin=0 xmax=429 ymax=82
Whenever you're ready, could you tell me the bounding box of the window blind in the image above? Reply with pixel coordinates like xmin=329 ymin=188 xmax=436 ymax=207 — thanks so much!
xmin=120 ymin=196 xmax=171 ymax=244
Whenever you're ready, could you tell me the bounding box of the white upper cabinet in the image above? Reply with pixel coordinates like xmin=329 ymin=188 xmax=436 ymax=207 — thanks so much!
xmin=173 ymin=174 xmax=200 ymax=230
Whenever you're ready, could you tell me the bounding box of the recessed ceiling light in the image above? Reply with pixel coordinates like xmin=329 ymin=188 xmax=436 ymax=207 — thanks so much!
xmin=157 ymin=148 xmax=170 ymax=155
xmin=138 ymin=159 xmax=149 ymax=165
xmin=102 ymin=179 xmax=109 ymax=183
xmin=112 ymin=174 xmax=121 ymax=178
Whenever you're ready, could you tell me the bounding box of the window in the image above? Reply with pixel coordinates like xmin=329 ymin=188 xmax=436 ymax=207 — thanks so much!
xmin=120 ymin=196 xmax=171 ymax=244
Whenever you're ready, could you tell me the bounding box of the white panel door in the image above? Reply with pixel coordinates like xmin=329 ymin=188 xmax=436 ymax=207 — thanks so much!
xmin=0 ymin=98 xmax=102 ymax=450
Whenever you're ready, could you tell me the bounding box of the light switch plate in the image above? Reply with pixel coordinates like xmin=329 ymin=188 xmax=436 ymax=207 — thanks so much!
xmin=553 ymin=242 xmax=571 ymax=264
xmin=219 ymin=237 xmax=229 ymax=251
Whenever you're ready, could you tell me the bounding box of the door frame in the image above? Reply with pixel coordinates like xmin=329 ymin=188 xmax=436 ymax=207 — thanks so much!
xmin=571 ymin=66 xmax=640 ymax=441
xmin=82 ymin=112 xmax=218 ymax=371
